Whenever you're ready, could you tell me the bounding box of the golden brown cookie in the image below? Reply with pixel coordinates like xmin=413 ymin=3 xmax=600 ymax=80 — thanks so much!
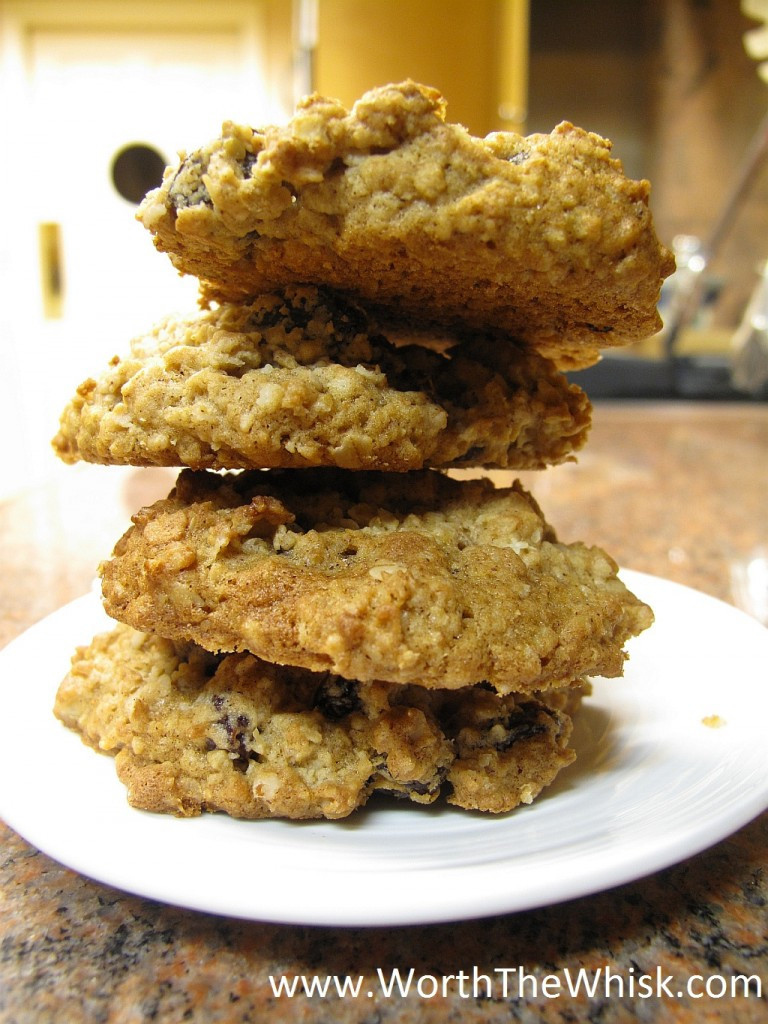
xmin=138 ymin=81 xmax=673 ymax=369
xmin=100 ymin=468 xmax=653 ymax=693
xmin=54 ymin=622 xmax=580 ymax=819
xmin=52 ymin=286 xmax=590 ymax=473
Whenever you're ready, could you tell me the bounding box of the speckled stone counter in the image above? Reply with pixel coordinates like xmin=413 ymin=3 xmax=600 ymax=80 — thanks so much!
xmin=1 ymin=402 xmax=767 ymax=1023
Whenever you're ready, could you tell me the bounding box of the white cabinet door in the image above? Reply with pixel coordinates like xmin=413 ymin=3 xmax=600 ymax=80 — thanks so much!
xmin=0 ymin=3 xmax=289 ymax=495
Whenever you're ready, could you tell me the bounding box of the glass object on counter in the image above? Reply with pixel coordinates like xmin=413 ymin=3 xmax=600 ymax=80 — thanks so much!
xmin=657 ymin=235 xmax=713 ymax=358
xmin=731 ymin=260 xmax=768 ymax=394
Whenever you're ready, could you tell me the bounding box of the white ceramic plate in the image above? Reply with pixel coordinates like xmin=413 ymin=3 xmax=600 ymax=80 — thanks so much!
xmin=1 ymin=570 xmax=767 ymax=927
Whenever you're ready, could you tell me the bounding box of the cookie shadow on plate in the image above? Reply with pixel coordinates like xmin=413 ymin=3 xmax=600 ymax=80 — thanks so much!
xmin=537 ymin=700 xmax=618 ymax=802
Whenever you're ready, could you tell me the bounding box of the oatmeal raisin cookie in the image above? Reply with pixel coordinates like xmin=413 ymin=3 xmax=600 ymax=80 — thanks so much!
xmin=52 ymin=286 xmax=590 ymax=472
xmin=54 ymin=623 xmax=581 ymax=818
xmin=138 ymin=81 xmax=673 ymax=369
xmin=100 ymin=468 xmax=653 ymax=692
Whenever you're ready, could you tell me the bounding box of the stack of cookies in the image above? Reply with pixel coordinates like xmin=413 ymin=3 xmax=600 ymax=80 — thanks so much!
xmin=52 ymin=82 xmax=672 ymax=820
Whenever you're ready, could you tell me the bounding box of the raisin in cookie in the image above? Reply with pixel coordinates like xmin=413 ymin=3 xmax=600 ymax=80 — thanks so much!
xmin=52 ymin=286 xmax=590 ymax=473
xmin=100 ymin=468 xmax=653 ymax=693
xmin=54 ymin=622 xmax=580 ymax=819
xmin=138 ymin=81 xmax=673 ymax=369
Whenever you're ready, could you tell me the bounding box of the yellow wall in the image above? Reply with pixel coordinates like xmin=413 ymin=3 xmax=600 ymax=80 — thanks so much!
xmin=314 ymin=0 xmax=528 ymax=136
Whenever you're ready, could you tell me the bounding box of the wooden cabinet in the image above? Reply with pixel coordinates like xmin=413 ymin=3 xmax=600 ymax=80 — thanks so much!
xmin=314 ymin=0 xmax=528 ymax=136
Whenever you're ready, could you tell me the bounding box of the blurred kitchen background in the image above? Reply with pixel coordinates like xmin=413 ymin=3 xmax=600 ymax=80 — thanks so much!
xmin=1 ymin=0 xmax=767 ymax=499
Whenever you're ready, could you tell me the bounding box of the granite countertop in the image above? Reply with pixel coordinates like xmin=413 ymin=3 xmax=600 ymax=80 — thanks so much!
xmin=1 ymin=402 xmax=767 ymax=1023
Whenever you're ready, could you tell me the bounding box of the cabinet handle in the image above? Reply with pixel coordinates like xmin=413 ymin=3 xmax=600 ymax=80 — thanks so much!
xmin=39 ymin=222 xmax=63 ymax=318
